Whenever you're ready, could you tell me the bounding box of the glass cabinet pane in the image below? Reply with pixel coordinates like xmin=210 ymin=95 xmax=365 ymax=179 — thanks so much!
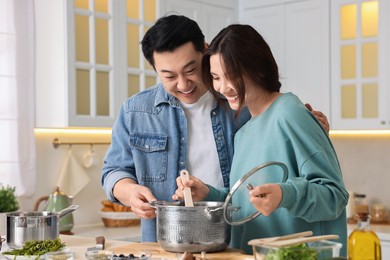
xmin=146 ymin=75 xmax=157 ymax=88
xmin=95 ymin=0 xmax=108 ymax=13
xmin=361 ymin=1 xmax=378 ymax=38
xmin=341 ymin=45 xmax=356 ymax=79
xmin=75 ymin=15 xmax=90 ymax=62
xmin=95 ymin=18 xmax=109 ymax=65
xmin=76 ymin=69 xmax=91 ymax=115
xmin=341 ymin=85 xmax=357 ymax=118
xmin=127 ymin=0 xmax=139 ymax=19
xmin=362 ymin=42 xmax=378 ymax=78
xmin=128 ymin=74 xmax=140 ymax=97
xmin=74 ymin=0 xmax=89 ymax=10
xmin=96 ymin=71 xmax=110 ymax=116
xmin=127 ymin=24 xmax=139 ymax=67
xmin=144 ymin=0 xmax=156 ymax=22
xmin=341 ymin=4 xmax=357 ymax=40
xmin=362 ymin=83 xmax=378 ymax=118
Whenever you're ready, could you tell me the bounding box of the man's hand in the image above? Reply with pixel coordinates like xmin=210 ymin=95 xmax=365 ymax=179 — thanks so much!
xmin=113 ymin=178 xmax=157 ymax=219
xmin=305 ymin=103 xmax=330 ymax=133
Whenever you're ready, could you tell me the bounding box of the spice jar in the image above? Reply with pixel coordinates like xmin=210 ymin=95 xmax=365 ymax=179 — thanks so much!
xmin=371 ymin=203 xmax=388 ymax=223
xmin=354 ymin=193 xmax=369 ymax=214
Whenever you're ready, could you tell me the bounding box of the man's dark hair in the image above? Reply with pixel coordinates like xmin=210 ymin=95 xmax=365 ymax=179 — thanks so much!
xmin=141 ymin=14 xmax=205 ymax=68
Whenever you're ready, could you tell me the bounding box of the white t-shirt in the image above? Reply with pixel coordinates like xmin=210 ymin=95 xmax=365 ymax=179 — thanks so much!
xmin=180 ymin=91 xmax=224 ymax=188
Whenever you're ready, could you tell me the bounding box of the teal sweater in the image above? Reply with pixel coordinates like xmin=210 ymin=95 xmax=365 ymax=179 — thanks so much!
xmin=205 ymin=93 xmax=348 ymax=256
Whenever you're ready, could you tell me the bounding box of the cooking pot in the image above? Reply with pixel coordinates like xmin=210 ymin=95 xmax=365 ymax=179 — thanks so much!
xmin=150 ymin=161 xmax=288 ymax=253
xmin=149 ymin=201 xmax=230 ymax=253
xmin=6 ymin=204 xmax=79 ymax=248
xmin=34 ymin=187 xmax=74 ymax=233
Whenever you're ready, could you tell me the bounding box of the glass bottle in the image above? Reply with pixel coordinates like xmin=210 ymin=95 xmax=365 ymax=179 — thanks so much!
xmin=348 ymin=212 xmax=382 ymax=260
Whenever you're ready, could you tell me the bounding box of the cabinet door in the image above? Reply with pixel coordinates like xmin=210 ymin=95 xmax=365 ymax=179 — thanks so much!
xmin=241 ymin=1 xmax=330 ymax=117
xmin=241 ymin=5 xmax=286 ymax=84
xmin=382 ymin=240 xmax=390 ymax=259
xmin=284 ymin=0 xmax=330 ymax=116
xmin=160 ymin=0 xmax=236 ymax=43
xmin=331 ymin=0 xmax=389 ymax=129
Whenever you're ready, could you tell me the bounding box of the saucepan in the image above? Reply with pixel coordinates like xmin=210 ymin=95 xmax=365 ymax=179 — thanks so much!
xmin=6 ymin=204 xmax=79 ymax=248
xmin=150 ymin=161 xmax=288 ymax=253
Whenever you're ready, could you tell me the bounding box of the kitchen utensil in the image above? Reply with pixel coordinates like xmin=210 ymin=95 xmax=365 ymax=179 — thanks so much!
xmin=248 ymin=230 xmax=313 ymax=246
xmin=180 ymin=170 xmax=194 ymax=207
xmin=33 ymin=187 xmax=74 ymax=233
xmin=6 ymin=204 xmax=79 ymax=249
xmin=149 ymin=201 xmax=230 ymax=253
xmin=263 ymin=234 xmax=339 ymax=248
xmin=149 ymin=161 xmax=288 ymax=253
xmin=223 ymin=161 xmax=288 ymax=225
xmin=87 ymin=236 xmax=105 ymax=251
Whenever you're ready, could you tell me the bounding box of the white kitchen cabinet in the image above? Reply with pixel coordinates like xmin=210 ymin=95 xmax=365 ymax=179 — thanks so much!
xmin=160 ymin=0 xmax=237 ymax=43
xmin=240 ymin=0 xmax=330 ymax=117
xmin=331 ymin=0 xmax=390 ymax=129
xmin=35 ymin=0 xmax=158 ymax=128
xmin=382 ymin=240 xmax=390 ymax=259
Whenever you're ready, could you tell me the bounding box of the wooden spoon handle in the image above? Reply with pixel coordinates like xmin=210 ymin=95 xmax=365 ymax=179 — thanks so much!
xmin=180 ymin=170 xmax=194 ymax=207
xmin=248 ymin=231 xmax=313 ymax=246
xmin=265 ymin=234 xmax=339 ymax=248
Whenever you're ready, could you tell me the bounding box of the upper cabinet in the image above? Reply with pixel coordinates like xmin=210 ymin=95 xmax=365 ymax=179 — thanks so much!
xmin=160 ymin=0 xmax=237 ymax=43
xmin=35 ymin=0 xmax=158 ymax=128
xmin=35 ymin=0 xmax=235 ymax=128
xmin=331 ymin=0 xmax=390 ymax=129
xmin=239 ymin=0 xmax=330 ymax=117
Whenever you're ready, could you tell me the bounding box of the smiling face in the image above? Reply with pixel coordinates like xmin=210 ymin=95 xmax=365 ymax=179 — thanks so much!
xmin=153 ymin=42 xmax=208 ymax=104
xmin=210 ymin=54 xmax=240 ymax=110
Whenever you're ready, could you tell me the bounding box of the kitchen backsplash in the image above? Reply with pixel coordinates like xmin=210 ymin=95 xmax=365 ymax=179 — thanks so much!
xmin=16 ymin=132 xmax=390 ymax=227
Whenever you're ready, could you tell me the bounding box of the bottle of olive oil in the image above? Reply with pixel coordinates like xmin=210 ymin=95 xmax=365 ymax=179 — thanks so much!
xmin=348 ymin=209 xmax=382 ymax=260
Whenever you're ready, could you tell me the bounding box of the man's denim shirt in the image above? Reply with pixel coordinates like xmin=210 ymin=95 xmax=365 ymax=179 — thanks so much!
xmin=101 ymin=83 xmax=250 ymax=242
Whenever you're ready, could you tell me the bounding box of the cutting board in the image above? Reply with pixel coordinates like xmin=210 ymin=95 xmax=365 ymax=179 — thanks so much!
xmin=107 ymin=242 xmax=253 ymax=259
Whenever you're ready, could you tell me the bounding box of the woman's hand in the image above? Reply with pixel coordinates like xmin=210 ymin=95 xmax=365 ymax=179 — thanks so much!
xmin=305 ymin=103 xmax=330 ymax=133
xmin=249 ymin=183 xmax=283 ymax=216
xmin=172 ymin=175 xmax=210 ymax=201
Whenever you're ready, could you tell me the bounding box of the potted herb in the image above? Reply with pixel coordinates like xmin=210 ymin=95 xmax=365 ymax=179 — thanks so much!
xmin=0 ymin=184 xmax=19 ymax=235
xmin=0 ymin=184 xmax=19 ymax=213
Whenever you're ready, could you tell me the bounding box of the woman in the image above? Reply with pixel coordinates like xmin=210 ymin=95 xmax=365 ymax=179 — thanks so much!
xmin=173 ymin=24 xmax=349 ymax=256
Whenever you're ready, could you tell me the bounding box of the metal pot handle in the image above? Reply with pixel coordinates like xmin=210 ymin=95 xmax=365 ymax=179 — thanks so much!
xmin=149 ymin=201 xmax=158 ymax=209
xmin=58 ymin=204 xmax=79 ymax=219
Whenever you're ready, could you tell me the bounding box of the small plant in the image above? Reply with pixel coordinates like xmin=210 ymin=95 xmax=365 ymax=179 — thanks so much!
xmin=0 ymin=184 xmax=19 ymax=212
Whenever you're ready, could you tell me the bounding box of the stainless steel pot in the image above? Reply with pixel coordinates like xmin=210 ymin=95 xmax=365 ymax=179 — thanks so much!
xmin=6 ymin=204 xmax=79 ymax=248
xmin=149 ymin=201 xmax=230 ymax=253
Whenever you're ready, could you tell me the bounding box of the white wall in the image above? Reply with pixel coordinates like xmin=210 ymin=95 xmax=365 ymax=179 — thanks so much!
xmin=18 ymin=132 xmax=110 ymax=226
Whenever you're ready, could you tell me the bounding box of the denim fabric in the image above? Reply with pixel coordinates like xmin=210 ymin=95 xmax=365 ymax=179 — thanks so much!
xmin=101 ymin=83 xmax=250 ymax=242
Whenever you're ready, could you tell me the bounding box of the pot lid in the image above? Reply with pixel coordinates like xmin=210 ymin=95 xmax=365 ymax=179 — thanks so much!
xmin=222 ymin=161 xmax=288 ymax=225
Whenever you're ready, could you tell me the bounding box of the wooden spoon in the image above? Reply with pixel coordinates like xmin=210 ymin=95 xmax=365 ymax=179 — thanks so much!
xmin=180 ymin=170 xmax=194 ymax=207
xmin=263 ymin=234 xmax=339 ymax=248
xmin=248 ymin=231 xmax=313 ymax=246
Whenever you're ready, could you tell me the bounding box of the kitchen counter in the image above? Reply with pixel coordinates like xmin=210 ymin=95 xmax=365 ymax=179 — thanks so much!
xmin=71 ymin=223 xmax=141 ymax=242
xmin=0 ymin=235 xmax=253 ymax=260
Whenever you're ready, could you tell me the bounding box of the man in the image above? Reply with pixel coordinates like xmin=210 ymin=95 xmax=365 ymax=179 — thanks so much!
xmin=101 ymin=15 xmax=329 ymax=242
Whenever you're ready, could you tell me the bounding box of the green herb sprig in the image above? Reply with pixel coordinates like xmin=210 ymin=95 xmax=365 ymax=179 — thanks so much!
xmin=266 ymin=243 xmax=318 ymax=260
xmin=3 ymin=238 xmax=66 ymax=259
xmin=0 ymin=184 xmax=19 ymax=212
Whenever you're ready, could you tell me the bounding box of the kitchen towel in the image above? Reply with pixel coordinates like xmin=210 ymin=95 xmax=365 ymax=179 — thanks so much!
xmin=56 ymin=149 xmax=90 ymax=197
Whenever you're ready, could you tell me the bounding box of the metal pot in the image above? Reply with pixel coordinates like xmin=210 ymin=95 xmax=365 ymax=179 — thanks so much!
xmin=149 ymin=201 xmax=230 ymax=253
xmin=6 ymin=204 xmax=79 ymax=248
